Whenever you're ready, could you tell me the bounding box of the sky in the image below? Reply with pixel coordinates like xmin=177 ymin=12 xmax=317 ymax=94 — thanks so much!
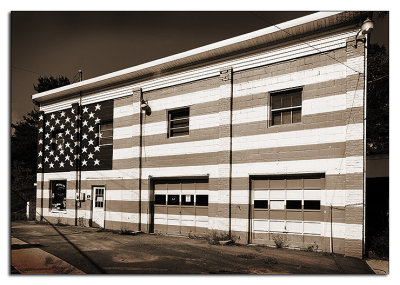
xmin=11 ymin=11 xmax=389 ymax=124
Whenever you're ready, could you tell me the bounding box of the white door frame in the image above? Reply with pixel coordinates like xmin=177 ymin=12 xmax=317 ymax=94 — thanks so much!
xmin=92 ymin=186 xmax=106 ymax=228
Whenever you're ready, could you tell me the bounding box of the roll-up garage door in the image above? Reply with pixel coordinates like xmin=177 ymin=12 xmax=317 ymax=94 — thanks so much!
xmin=250 ymin=175 xmax=324 ymax=246
xmin=152 ymin=178 xmax=209 ymax=236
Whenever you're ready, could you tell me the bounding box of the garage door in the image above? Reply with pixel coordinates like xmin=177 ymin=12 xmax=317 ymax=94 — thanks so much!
xmin=250 ymin=175 xmax=324 ymax=245
xmin=152 ymin=178 xmax=209 ymax=236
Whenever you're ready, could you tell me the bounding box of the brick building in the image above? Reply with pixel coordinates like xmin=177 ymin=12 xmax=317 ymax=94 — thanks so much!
xmin=33 ymin=12 xmax=370 ymax=258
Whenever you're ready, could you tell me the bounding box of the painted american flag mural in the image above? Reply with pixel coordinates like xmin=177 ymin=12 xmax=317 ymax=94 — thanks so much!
xmin=37 ymin=100 xmax=114 ymax=173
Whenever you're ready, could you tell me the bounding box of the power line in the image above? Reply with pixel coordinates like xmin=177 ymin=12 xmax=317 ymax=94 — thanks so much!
xmin=249 ymin=12 xmax=363 ymax=75
xmin=12 ymin=65 xmax=41 ymax=75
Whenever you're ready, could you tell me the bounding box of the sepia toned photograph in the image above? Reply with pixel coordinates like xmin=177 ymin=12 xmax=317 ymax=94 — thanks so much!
xmin=10 ymin=8 xmax=389 ymax=275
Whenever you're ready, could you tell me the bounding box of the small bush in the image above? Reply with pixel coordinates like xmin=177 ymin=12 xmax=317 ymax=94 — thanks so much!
xmin=368 ymin=229 xmax=389 ymax=259
xmin=272 ymin=234 xmax=285 ymax=248
xmin=263 ymin=256 xmax=278 ymax=266
xmin=206 ymin=230 xmax=233 ymax=245
xmin=305 ymin=242 xmax=319 ymax=252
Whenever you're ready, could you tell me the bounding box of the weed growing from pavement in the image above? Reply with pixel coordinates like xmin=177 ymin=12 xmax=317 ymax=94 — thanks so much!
xmin=206 ymin=230 xmax=236 ymax=245
xmin=272 ymin=234 xmax=285 ymax=248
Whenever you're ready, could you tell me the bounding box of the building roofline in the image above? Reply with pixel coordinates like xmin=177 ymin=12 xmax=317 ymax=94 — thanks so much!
xmin=32 ymin=11 xmax=366 ymax=104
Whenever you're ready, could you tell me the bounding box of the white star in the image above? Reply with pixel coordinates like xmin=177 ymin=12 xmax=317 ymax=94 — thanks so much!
xmin=39 ymin=127 xmax=43 ymax=133
xmin=70 ymin=147 xmax=74 ymax=153
xmin=38 ymin=139 xmax=43 ymax=145
xmin=50 ymin=113 xmax=55 ymax=119
xmin=65 ymin=129 xmax=70 ymax=135
xmin=65 ymin=155 xmax=70 ymax=161
xmin=58 ymin=132 xmax=63 ymax=138
xmin=49 ymin=162 xmax=54 ymax=168
xmin=95 ymin=133 xmax=99 ymax=138
xmin=65 ymin=117 xmax=70 ymax=123
xmin=38 ymin=163 xmax=42 ymax=168
xmin=88 ymin=126 xmax=94 ymax=132
xmin=82 ymin=106 xmax=88 ymax=113
xmin=75 ymin=128 xmax=79 ymax=133
xmin=82 ymin=159 xmax=87 ymax=166
xmin=74 ymin=154 xmax=80 ymax=160
xmin=82 ymin=133 xmax=88 ymax=140
xmin=45 ymin=121 xmax=50 ymax=126
xmin=45 ymin=133 xmax=50 ymax=139
xmin=94 ymin=146 xmax=100 ymax=152
xmin=70 ymin=135 xmax=74 ymax=140
xmin=39 ymin=115 xmax=43 ymax=121
xmin=95 ymin=118 xmax=101 ymax=124
xmin=88 ymin=139 xmax=94 ymax=146
xmin=44 ymin=157 xmax=49 ymax=162
xmin=94 ymin=159 xmax=100 ymax=166
xmin=60 ymin=111 xmax=65 ymax=117
xmin=60 ymin=149 xmax=64 ymax=155
xmin=65 ymin=142 xmax=70 ymax=148
xmin=55 ymin=119 xmax=60 ymax=125
xmin=60 ymin=124 xmax=65 ymax=129
xmin=70 ymin=161 xmax=74 ymax=167
xmin=74 ymin=141 xmax=80 ymax=147
xmin=88 ymin=152 xmax=94 ymax=159
xmin=38 ymin=151 xmax=42 ymax=156
xmin=71 ymin=108 xmax=75 ymax=114
xmin=75 ymin=115 xmax=81 ymax=120
xmin=50 ymin=126 xmax=55 ymax=131
xmin=54 ymin=156 xmax=59 ymax=161
xmin=89 ymin=112 xmax=94 ymax=118
xmin=70 ymin=122 xmax=75 ymax=127
xmin=60 ymin=162 xmax=65 ymax=167
xmin=58 ymin=144 xmax=63 ymax=150
xmin=82 ymin=146 xmax=87 ymax=153
xmin=95 ymin=104 xmax=101 ymax=111
xmin=49 ymin=150 xmax=54 ymax=156
xmin=82 ymin=120 xmax=88 ymax=126
xmin=44 ymin=145 xmax=49 ymax=150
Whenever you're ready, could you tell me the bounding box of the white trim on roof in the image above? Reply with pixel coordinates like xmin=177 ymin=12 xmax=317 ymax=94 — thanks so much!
xmin=32 ymin=11 xmax=357 ymax=103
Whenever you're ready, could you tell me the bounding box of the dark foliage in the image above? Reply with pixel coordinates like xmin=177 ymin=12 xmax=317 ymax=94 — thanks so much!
xmin=33 ymin=75 xmax=70 ymax=93
xmin=11 ymin=76 xmax=70 ymax=216
xmin=367 ymin=44 xmax=389 ymax=155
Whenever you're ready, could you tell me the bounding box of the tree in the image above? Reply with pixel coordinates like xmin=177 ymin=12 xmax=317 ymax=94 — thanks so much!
xmin=33 ymin=75 xmax=70 ymax=93
xmin=11 ymin=76 xmax=70 ymax=216
xmin=367 ymin=44 xmax=389 ymax=155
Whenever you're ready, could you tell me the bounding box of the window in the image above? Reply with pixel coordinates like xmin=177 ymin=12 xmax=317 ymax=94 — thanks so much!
xmin=168 ymin=107 xmax=189 ymax=137
xmin=304 ymin=200 xmax=321 ymax=210
xmin=51 ymin=130 xmax=64 ymax=151
xmin=271 ymin=88 xmax=302 ymax=126
xmin=50 ymin=180 xmax=67 ymax=211
xmin=181 ymin=194 xmax=194 ymax=206
xmin=98 ymin=122 xmax=113 ymax=146
xmin=167 ymin=195 xmax=180 ymax=205
xmin=286 ymin=200 xmax=302 ymax=210
xmin=154 ymin=194 xmax=166 ymax=205
xmin=270 ymin=200 xmax=285 ymax=210
xmin=254 ymin=200 xmax=268 ymax=209
xmin=196 ymin=195 xmax=208 ymax=206
xmin=94 ymin=187 xmax=105 ymax=208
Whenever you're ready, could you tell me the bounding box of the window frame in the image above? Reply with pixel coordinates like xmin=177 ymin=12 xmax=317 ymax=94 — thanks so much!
xmin=50 ymin=180 xmax=67 ymax=212
xmin=98 ymin=121 xmax=113 ymax=147
xmin=269 ymin=87 xmax=303 ymax=127
xmin=167 ymin=107 xmax=190 ymax=138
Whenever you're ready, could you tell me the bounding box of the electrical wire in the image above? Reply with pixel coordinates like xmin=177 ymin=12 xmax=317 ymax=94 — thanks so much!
xmin=250 ymin=12 xmax=363 ymax=75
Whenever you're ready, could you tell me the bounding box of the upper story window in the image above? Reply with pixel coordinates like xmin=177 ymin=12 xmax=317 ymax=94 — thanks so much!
xmin=51 ymin=130 xmax=64 ymax=151
xmin=98 ymin=122 xmax=113 ymax=146
xmin=168 ymin=107 xmax=189 ymax=137
xmin=271 ymin=88 xmax=302 ymax=126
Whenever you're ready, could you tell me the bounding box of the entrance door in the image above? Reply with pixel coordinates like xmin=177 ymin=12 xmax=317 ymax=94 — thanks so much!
xmin=92 ymin=186 xmax=105 ymax=228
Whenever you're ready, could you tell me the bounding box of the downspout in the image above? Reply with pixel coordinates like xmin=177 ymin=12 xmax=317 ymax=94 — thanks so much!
xmin=138 ymin=88 xmax=143 ymax=232
xmin=75 ymin=70 xmax=83 ymax=226
xmin=38 ymin=109 xmax=45 ymax=222
xmin=228 ymin=70 xmax=233 ymax=237
xmin=362 ymin=34 xmax=368 ymax=258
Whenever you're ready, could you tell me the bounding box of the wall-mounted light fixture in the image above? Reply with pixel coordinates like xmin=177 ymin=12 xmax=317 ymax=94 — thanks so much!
xmin=355 ymin=17 xmax=375 ymax=47
xmin=140 ymin=99 xmax=151 ymax=115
